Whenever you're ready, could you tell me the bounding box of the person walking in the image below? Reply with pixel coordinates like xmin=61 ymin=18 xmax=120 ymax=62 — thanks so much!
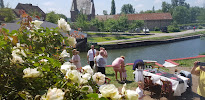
xmin=112 ymin=56 xmax=125 ymax=82
xmin=87 ymin=45 xmax=96 ymax=68
xmin=191 ymin=61 xmax=205 ymax=100
xmin=96 ymin=50 xmax=106 ymax=74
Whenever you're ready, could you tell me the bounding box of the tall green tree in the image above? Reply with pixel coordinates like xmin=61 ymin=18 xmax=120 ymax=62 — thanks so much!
xmin=110 ymin=0 xmax=116 ymax=15
xmin=152 ymin=6 xmax=155 ymax=13
xmin=121 ymin=4 xmax=135 ymax=14
xmin=46 ymin=11 xmax=59 ymax=24
xmin=0 ymin=8 xmax=16 ymax=22
xmin=190 ymin=7 xmax=201 ymax=23
xmin=172 ymin=6 xmax=190 ymax=24
xmin=162 ymin=1 xmax=172 ymax=13
xmin=197 ymin=8 xmax=205 ymax=23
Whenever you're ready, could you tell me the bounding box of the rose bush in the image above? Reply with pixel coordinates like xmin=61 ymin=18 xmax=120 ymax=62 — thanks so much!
xmin=0 ymin=13 xmax=139 ymax=100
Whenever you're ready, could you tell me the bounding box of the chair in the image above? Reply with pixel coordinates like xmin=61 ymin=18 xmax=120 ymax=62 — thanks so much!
xmin=144 ymin=76 xmax=156 ymax=95
xmin=160 ymin=79 xmax=174 ymax=100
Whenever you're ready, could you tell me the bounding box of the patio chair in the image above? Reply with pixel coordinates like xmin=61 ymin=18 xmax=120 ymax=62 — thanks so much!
xmin=160 ymin=79 xmax=174 ymax=100
xmin=144 ymin=76 xmax=156 ymax=95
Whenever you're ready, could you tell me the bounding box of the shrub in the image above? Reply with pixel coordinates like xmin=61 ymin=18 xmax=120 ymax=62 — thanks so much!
xmin=168 ymin=25 xmax=180 ymax=32
xmin=154 ymin=27 xmax=160 ymax=31
xmin=198 ymin=26 xmax=203 ymax=29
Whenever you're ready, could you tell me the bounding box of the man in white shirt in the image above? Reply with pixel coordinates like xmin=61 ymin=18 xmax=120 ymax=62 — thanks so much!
xmin=87 ymin=45 xmax=96 ymax=68
xmin=96 ymin=50 xmax=106 ymax=74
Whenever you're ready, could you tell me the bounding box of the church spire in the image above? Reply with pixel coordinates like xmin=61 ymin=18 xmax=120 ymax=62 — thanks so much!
xmin=0 ymin=0 xmax=4 ymax=8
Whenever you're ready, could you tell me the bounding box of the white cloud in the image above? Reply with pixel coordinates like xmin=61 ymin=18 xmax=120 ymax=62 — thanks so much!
xmin=154 ymin=0 xmax=162 ymax=4
xmin=135 ymin=4 xmax=144 ymax=8
xmin=43 ymin=1 xmax=55 ymax=6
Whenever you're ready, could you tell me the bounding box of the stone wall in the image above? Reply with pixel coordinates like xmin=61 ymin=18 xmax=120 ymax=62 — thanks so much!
xmin=145 ymin=20 xmax=172 ymax=31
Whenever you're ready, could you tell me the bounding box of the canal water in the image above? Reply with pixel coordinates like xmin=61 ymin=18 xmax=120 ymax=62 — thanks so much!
xmin=79 ymin=38 xmax=205 ymax=66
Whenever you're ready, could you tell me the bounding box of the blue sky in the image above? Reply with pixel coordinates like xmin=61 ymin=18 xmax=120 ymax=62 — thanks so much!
xmin=4 ymin=0 xmax=205 ymax=17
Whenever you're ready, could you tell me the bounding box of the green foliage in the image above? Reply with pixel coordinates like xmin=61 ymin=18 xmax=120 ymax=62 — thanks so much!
xmin=121 ymin=4 xmax=135 ymax=14
xmin=75 ymin=14 xmax=90 ymax=30
xmin=0 ymin=8 xmax=16 ymax=22
xmin=103 ymin=10 xmax=108 ymax=15
xmin=46 ymin=11 xmax=59 ymax=24
xmin=110 ymin=0 xmax=116 ymax=15
xmin=162 ymin=1 xmax=172 ymax=13
xmin=197 ymin=8 xmax=205 ymax=23
xmin=128 ymin=20 xmax=144 ymax=30
xmin=154 ymin=27 xmax=160 ymax=31
xmin=198 ymin=26 xmax=203 ymax=29
xmin=46 ymin=11 xmax=67 ymax=24
xmin=168 ymin=22 xmax=180 ymax=32
xmin=172 ymin=6 xmax=191 ymax=24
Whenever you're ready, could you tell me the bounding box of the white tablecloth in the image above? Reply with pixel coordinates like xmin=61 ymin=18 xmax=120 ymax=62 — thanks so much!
xmin=143 ymin=71 xmax=189 ymax=96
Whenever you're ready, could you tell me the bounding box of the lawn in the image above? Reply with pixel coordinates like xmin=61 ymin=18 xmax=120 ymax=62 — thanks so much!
xmin=175 ymin=57 xmax=205 ymax=67
xmin=88 ymin=35 xmax=144 ymax=42
xmin=105 ymin=65 xmax=169 ymax=90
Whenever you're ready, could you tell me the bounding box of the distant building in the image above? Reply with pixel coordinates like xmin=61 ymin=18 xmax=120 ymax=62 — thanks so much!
xmin=96 ymin=13 xmax=173 ymax=31
xmin=70 ymin=0 xmax=95 ymax=22
xmin=14 ymin=3 xmax=46 ymax=21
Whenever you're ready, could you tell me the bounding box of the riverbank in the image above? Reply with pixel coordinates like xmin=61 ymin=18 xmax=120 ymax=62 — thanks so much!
xmin=97 ymin=30 xmax=205 ymax=50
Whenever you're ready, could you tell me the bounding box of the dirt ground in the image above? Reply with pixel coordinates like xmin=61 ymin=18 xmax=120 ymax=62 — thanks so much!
xmin=143 ymin=67 xmax=201 ymax=100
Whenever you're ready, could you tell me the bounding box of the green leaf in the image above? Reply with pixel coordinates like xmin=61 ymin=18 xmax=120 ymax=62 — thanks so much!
xmin=86 ymin=93 xmax=98 ymax=99
xmin=81 ymin=87 xmax=89 ymax=91
xmin=33 ymin=62 xmax=40 ymax=67
xmin=18 ymin=92 xmax=26 ymax=99
xmin=41 ymin=47 xmax=45 ymax=52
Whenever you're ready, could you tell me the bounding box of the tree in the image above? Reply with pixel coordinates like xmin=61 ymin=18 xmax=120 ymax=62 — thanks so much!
xmin=110 ymin=0 xmax=116 ymax=15
xmin=128 ymin=20 xmax=144 ymax=30
xmin=171 ymin=0 xmax=178 ymax=7
xmin=152 ymin=6 xmax=155 ymax=13
xmin=75 ymin=14 xmax=90 ymax=30
xmin=190 ymin=7 xmax=201 ymax=23
xmin=172 ymin=6 xmax=190 ymax=24
xmin=162 ymin=2 xmax=172 ymax=13
xmin=0 ymin=8 xmax=16 ymax=22
xmin=46 ymin=11 xmax=59 ymax=24
xmin=117 ymin=15 xmax=129 ymax=31
xmin=0 ymin=0 xmax=4 ymax=8
xmin=121 ymin=4 xmax=135 ymax=14
xmin=103 ymin=10 xmax=108 ymax=15
xmin=197 ymin=8 xmax=205 ymax=23
xmin=58 ymin=14 xmax=67 ymax=21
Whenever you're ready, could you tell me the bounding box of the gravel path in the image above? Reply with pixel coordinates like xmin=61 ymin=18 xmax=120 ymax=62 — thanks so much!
xmin=97 ymin=29 xmax=205 ymax=45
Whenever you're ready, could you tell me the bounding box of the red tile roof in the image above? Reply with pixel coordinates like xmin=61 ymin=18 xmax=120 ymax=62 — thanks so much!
xmin=96 ymin=13 xmax=172 ymax=21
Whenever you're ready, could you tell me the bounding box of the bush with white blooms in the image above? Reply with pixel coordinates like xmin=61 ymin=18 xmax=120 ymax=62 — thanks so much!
xmin=0 ymin=12 xmax=139 ymax=100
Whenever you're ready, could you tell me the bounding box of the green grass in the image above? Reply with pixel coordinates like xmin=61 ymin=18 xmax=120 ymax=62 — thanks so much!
xmin=105 ymin=65 xmax=169 ymax=90
xmin=87 ymin=32 xmax=114 ymax=35
xmin=105 ymin=65 xmax=138 ymax=90
xmin=175 ymin=57 xmax=205 ymax=67
xmin=88 ymin=35 xmax=144 ymax=42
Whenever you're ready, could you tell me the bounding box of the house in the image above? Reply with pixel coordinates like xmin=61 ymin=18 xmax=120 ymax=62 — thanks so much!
xmin=14 ymin=3 xmax=46 ymax=21
xmin=96 ymin=13 xmax=173 ymax=31
xmin=70 ymin=0 xmax=95 ymax=22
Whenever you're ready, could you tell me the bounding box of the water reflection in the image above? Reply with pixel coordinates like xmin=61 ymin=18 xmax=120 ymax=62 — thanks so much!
xmin=79 ymin=38 xmax=205 ymax=66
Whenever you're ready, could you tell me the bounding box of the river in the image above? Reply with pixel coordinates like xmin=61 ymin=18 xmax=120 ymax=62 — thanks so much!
xmin=79 ymin=38 xmax=205 ymax=66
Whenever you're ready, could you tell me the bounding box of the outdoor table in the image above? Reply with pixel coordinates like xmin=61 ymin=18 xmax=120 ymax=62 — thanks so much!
xmin=143 ymin=69 xmax=189 ymax=96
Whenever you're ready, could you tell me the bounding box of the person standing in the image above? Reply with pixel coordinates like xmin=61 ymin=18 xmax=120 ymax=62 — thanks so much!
xmin=191 ymin=61 xmax=205 ymax=100
xmin=112 ymin=56 xmax=125 ymax=82
xmin=71 ymin=50 xmax=81 ymax=70
xmin=87 ymin=45 xmax=96 ymax=68
xmin=96 ymin=50 xmax=106 ymax=74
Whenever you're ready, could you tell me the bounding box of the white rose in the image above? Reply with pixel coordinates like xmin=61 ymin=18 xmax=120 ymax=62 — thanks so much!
xmin=81 ymin=65 xmax=93 ymax=75
xmin=58 ymin=18 xmax=71 ymax=32
xmin=23 ymin=68 xmax=42 ymax=78
xmin=12 ymin=54 xmax=24 ymax=63
xmin=65 ymin=70 xmax=81 ymax=83
xmin=80 ymin=73 xmax=91 ymax=84
xmin=31 ymin=20 xmax=43 ymax=28
xmin=67 ymin=37 xmax=76 ymax=48
xmin=125 ymin=90 xmax=138 ymax=100
xmin=40 ymin=59 xmax=48 ymax=63
xmin=99 ymin=84 xmax=121 ymax=100
xmin=121 ymin=83 xmax=126 ymax=95
xmin=60 ymin=49 xmax=70 ymax=58
xmin=41 ymin=88 xmax=65 ymax=100
xmin=92 ymin=72 xmax=105 ymax=85
xmin=60 ymin=64 xmax=77 ymax=74
xmin=81 ymin=85 xmax=93 ymax=93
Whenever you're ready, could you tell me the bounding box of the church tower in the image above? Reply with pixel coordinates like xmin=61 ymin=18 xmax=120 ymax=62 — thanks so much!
xmin=0 ymin=0 xmax=4 ymax=8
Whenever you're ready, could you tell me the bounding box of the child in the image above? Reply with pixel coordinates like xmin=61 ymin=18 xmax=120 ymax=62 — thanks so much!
xmin=121 ymin=64 xmax=127 ymax=81
xmin=136 ymin=81 xmax=145 ymax=100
